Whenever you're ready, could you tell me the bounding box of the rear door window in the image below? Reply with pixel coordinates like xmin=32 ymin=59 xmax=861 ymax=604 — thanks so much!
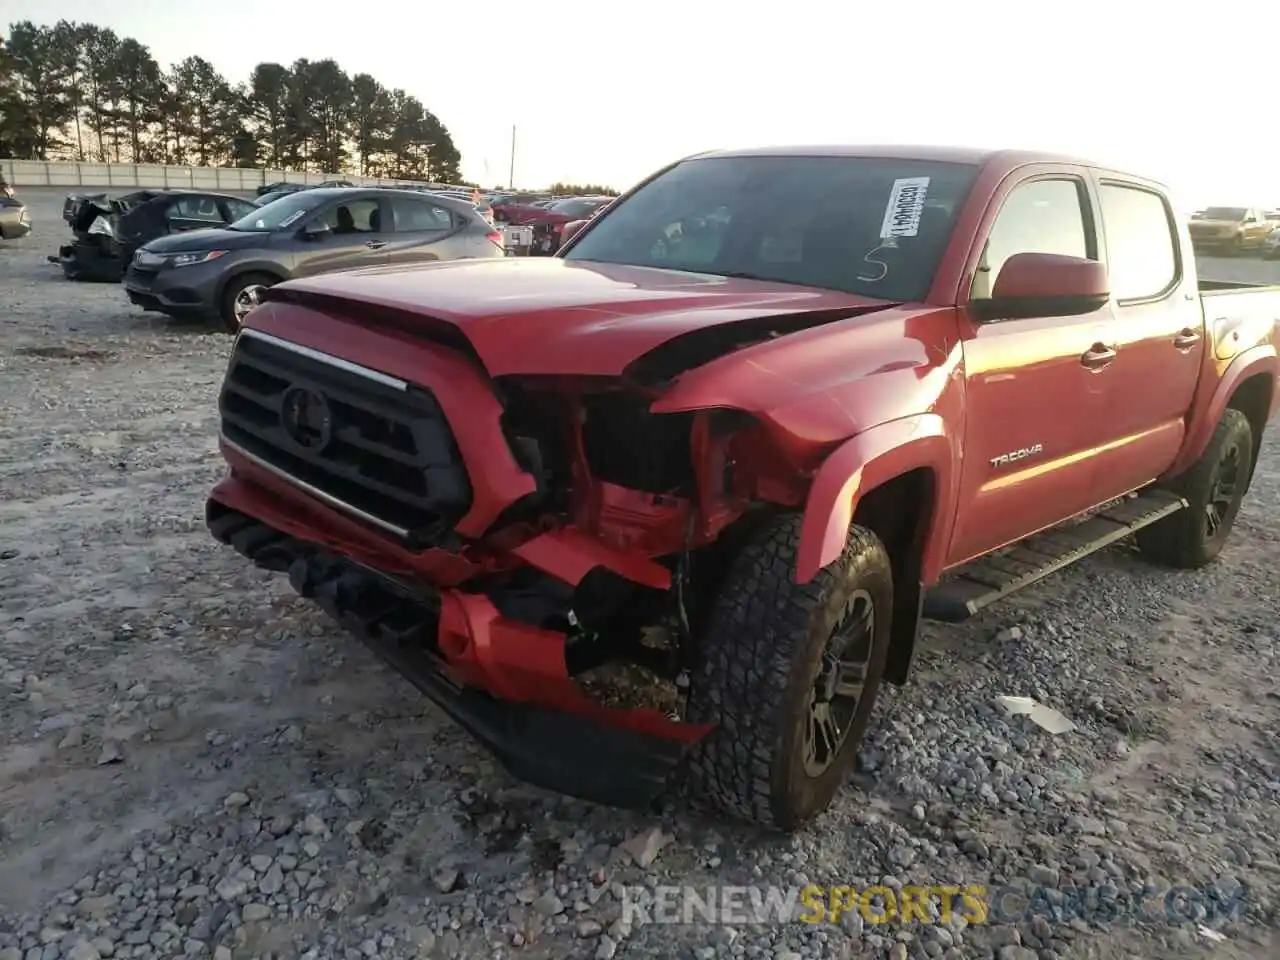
xmin=313 ymin=198 xmax=383 ymax=234
xmin=390 ymin=197 xmax=456 ymax=233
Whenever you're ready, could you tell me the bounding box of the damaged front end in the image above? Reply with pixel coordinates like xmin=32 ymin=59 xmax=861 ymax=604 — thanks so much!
xmin=204 ymin=259 xmax=872 ymax=807
xmin=206 ymin=322 xmax=817 ymax=807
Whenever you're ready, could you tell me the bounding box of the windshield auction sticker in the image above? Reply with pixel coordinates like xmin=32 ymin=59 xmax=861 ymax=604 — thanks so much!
xmin=880 ymin=177 xmax=930 ymax=239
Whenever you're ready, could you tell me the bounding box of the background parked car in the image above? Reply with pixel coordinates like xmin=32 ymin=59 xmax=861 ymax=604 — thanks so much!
xmin=525 ymin=196 xmax=616 ymax=254
xmin=54 ymin=189 xmax=257 ymax=282
xmin=253 ymin=189 xmax=294 ymax=207
xmin=256 ymin=179 xmax=353 ymax=197
xmin=63 ymin=189 xmax=158 ymax=226
xmin=255 ymin=181 xmax=306 ymax=197
xmin=490 ymin=193 xmax=556 ymax=220
xmin=1187 ymin=206 xmax=1272 ymax=256
xmin=124 ymin=187 xmax=506 ymax=332
xmin=0 ymin=196 xmax=32 ymax=240
xmin=557 ymin=200 xmax=614 ymax=248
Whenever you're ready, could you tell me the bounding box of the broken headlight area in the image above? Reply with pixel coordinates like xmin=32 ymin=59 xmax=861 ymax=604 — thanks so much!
xmin=493 ymin=376 xmax=719 ymax=536
xmin=481 ymin=375 xmax=805 ymax=703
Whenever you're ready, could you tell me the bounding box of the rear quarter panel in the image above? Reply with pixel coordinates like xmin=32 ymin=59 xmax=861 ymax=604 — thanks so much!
xmin=1165 ymin=284 xmax=1280 ymax=476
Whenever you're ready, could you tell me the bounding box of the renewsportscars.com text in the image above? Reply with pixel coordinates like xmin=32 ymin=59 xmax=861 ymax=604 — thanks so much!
xmin=620 ymin=883 xmax=1248 ymax=927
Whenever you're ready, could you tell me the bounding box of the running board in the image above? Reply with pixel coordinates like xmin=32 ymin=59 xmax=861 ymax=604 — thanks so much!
xmin=922 ymin=489 xmax=1187 ymax=623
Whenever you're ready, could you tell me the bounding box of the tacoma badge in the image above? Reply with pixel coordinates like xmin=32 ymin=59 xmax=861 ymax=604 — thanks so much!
xmin=990 ymin=443 xmax=1043 ymax=468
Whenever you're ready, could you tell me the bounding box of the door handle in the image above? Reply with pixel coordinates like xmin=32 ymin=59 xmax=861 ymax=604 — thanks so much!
xmin=1080 ymin=343 xmax=1117 ymax=370
xmin=1173 ymin=328 xmax=1201 ymax=350
xmin=365 ymin=240 xmax=386 ymax=249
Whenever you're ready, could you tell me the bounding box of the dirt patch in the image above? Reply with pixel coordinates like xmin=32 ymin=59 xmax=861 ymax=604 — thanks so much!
xmin=13 ymin=344 xmax=118 ymax=362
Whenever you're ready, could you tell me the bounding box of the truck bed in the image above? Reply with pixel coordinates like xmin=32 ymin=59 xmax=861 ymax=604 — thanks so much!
xmin=1196 ymin=278 xmax=1280 ymax=362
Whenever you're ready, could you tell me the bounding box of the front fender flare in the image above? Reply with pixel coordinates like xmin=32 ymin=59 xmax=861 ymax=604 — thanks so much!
xmin=794 ymin=414 xmax=957 ymax=584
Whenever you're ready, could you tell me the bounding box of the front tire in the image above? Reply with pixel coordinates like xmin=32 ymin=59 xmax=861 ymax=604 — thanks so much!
xmin=1136 ymin=408 xmax=1254 ymax=569
xmin=220 ymin=273 xmax=277 ymax=334
xmin=685 ymin=516 xmax=893 ymax=831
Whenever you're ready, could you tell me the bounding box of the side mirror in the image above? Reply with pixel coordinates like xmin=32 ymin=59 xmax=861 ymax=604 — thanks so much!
xmin=561 ymin=219 xmax=589 ymax=244
xmin=298 ymin=223 xmax=330 ymax=241
xmin=972 ymin=252 xmax=1110 ymax=322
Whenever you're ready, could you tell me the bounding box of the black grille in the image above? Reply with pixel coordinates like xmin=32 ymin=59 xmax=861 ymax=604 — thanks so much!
xmin=218 ymin=331 xmax=472 ymax=545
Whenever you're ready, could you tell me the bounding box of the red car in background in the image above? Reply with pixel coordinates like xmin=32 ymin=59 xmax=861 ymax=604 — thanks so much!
xmin=558 ymin=198 xmax=615 ymax=248
xmin=489 ymin=194 xmax=551 ymax=221
xmin=495 ymin=196 xmax=616 ymax=254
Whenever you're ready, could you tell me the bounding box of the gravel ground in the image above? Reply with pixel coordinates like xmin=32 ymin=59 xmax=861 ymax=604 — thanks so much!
xmin=1 ymin=187 xmax=1278 ymax=960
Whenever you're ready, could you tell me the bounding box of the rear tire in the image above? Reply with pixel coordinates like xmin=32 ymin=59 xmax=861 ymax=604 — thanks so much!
xmin=685 ymin=515 xmax=893 ymax=831
xmin=1136 ymin=408 xmax=1253 ymax=569
xmin=220 ymin=273 xmax=277 ymax=334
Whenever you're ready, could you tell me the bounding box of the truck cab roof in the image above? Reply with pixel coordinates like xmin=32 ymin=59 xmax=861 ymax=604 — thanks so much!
xmin=690 ymin=144 xmax=1165 ymax=189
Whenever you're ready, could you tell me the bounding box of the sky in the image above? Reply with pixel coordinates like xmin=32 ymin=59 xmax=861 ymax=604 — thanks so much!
xmin=5 ymin=0 xmax=1276 ymax=207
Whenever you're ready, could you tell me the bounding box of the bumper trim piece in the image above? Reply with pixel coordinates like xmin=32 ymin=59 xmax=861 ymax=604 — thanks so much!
xmin=220 ymin=434 xmax=412 ymax=540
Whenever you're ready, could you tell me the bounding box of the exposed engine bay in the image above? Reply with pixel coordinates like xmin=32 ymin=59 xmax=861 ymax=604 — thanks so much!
xmin=487 ymin=375 xmax=810 ymax=685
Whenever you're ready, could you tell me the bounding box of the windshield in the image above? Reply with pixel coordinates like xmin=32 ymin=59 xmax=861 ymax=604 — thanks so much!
xmin=563 ymin=155 xmax=979 ymax=302
xmin=230 ymin=191 xmax=327 ymax=231
xmin=1202 ymin=207 xmax=1247 ymax=221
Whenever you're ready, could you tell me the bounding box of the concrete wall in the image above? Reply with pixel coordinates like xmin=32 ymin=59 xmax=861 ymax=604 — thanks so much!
xmin=1 ymin=159 xmax=469 ymax=192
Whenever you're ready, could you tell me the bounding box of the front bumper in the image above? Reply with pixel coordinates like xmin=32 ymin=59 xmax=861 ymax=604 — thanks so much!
xmin=124 ymin=260 xmax=221 ymax=314
xmin=57 ymin=238 xmax=128 ymax=281
xmin=207 ymin=487 xmax=710 ymax=808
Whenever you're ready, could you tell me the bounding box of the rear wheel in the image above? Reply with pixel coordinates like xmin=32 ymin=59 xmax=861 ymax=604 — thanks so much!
xmin=1136 ymin=408 xmax=1253 ymax=569
xmin=221 ymin=273 xmax=277 ymax=334
xmin=685 ymin=515 xmax=893 ymax=830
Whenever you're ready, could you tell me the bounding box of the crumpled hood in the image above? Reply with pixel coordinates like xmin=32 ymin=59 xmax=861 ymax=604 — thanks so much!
xmin=262 ymin=257 xmax=897 ymax=378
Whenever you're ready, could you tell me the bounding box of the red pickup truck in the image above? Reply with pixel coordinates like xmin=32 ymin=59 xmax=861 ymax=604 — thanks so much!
xmin=207 ymin=145 xmax=1280 ymax=830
